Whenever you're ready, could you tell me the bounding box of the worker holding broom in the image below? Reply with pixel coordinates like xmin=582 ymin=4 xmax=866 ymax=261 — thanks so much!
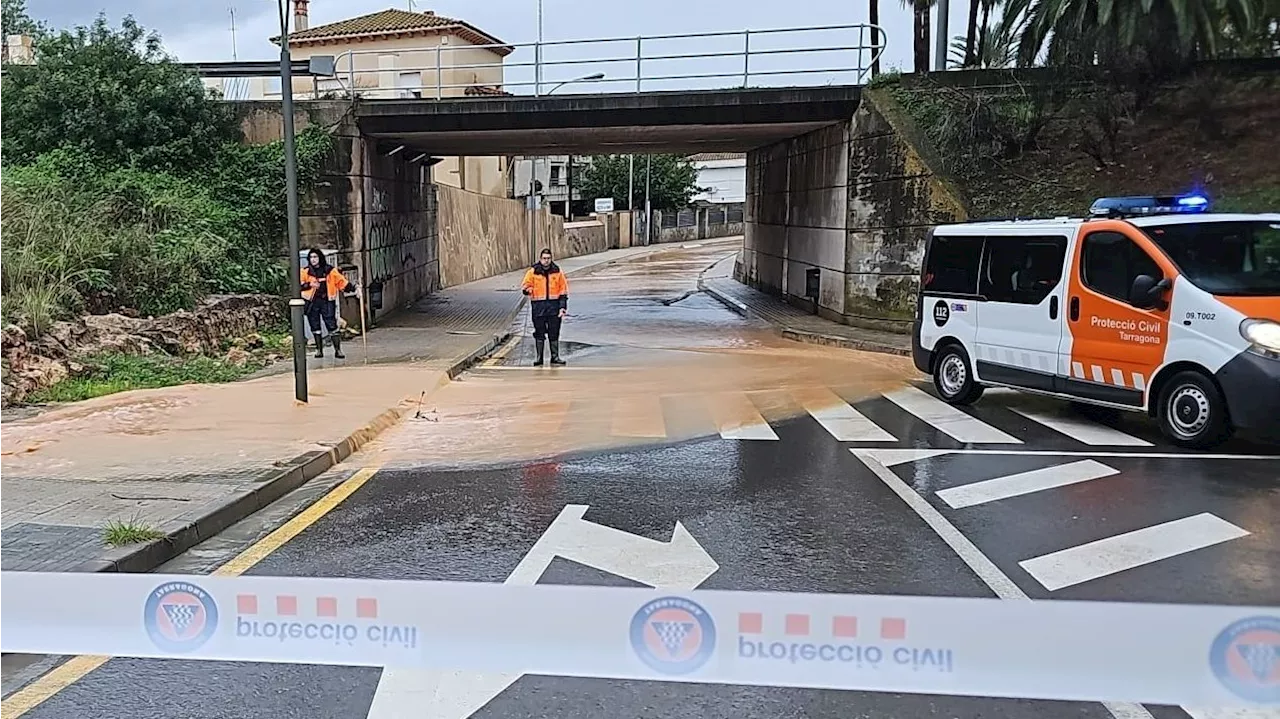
xmin=521 ymin=248 xmax=569 ymax=367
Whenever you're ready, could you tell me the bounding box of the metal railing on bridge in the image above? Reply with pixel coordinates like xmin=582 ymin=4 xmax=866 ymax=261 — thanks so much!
xmin=330 ymin=24 xmax=885 ymax=100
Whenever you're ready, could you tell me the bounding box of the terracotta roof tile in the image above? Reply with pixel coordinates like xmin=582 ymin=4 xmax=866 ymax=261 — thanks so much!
xmin=275 ymin=9 xmax=511 ymax=55
xmin=686 ymin=152 xmax=746 ymax=162
xmin=464 ymin=85 xmax=512 ymax=96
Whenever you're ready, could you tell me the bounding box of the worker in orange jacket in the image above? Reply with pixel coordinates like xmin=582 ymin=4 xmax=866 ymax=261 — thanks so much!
xmin=521 ymin=248 xmax=569 ymax=366
xmin=301 ymin=247 xmax=352 ymax=359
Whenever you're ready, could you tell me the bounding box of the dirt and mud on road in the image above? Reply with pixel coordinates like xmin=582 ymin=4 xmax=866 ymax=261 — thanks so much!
xmin=365 ymin=240 xmax=921 ymax=468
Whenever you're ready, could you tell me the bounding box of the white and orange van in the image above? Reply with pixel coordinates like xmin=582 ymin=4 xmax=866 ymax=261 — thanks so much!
xmin=913 ymin=196 xmax=1280 ymax=447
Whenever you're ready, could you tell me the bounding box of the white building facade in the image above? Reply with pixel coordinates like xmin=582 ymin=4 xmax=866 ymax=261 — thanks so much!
xmin=688 ymin=152 xmax=746 ymax=205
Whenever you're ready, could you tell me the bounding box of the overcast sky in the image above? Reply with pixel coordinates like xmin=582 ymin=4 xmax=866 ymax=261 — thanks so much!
xmin=27 ymin=0 xmax=976 ymax=81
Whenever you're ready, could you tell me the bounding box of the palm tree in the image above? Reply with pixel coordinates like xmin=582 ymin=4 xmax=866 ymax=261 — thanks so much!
xmin=1010 ymin=0 xmax=1263 ymax=67
xmin=963 ymin=0 xmax=982 ymax=65
xmin=903 ymin=0 xmax=935 ymax=71
xmin=950 ymin=11 xmax=1019 ymax=67
xmin=870 ymin=0 xmax=882 ymax=75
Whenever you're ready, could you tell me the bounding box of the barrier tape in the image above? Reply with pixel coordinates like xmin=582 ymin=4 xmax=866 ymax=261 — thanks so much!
xmin=2 ymin=571 xmax=1277 ymax=708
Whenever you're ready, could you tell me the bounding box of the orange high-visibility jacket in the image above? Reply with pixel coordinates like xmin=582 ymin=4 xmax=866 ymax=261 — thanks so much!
xmin=301 ymin=266 xmax=349 ymax=302
xmin=521 ymin=263 xmax=569 ymax=315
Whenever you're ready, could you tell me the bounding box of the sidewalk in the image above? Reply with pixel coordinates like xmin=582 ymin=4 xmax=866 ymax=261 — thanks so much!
xmin=700 ymin=257 xmax=911 ymax=356
xmin=0 ymin=244 xmax=664 ymax=574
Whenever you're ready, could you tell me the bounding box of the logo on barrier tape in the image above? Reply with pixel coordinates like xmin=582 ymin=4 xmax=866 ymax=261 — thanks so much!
xmin=1210 ymin=616 xmax=1280 ymax=703
xmin=144 ymin=581 xmax=218 ymax=653
xmin=630 ymin=596 xmax=716 ymax=675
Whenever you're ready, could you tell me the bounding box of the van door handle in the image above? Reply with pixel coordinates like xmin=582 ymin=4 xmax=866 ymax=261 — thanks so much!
xmin=1069 ymin=296 xmax=1080 ymax=321
xmin=1049 ymin=296 xmax=1059 ymax=320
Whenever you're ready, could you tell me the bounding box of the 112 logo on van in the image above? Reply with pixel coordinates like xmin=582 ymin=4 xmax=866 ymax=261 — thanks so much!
xmin=932 ymin=300 xmax=950 ymax=327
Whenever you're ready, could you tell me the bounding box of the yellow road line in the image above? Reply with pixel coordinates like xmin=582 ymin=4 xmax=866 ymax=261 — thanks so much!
xmin=481 ymin=334 xmax=522 ymax=367
xmin=1 ymin=465 xmax=383 ymax=718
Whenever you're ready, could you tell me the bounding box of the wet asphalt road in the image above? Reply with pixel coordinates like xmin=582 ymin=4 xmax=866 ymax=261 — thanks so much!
xmin=8 ymin=241 xmax=1279 ymax=719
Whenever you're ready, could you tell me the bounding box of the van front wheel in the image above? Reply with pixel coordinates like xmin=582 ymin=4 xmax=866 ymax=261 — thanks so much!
xmin=933 ymin=344 xmax=983 ymax=405
xmin=1157 ymin=371 xmax=1232 ymax=449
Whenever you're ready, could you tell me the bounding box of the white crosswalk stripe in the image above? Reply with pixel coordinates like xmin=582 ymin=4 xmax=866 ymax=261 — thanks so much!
xmin=793 ymin=388 xmax=896 ymax=442
xmin=1012 ymin=407 xmax=1153 ymax=446
xmin=883 ymin=386 xmax=1022 ymax=444
xmin=708 ymin=392 xmax=779 ymax=441
xmin=1018 ymin=513 xmax=1250 ymax=591
xmin=516 ymin=381 xmax=1196 ymax=448
xmin=935 ymin=459 xmax=1119 ymax=509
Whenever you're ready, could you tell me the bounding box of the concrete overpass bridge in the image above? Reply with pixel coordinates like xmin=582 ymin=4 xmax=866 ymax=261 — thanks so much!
xmin=218 ymin=24 xmax=963 ymax=334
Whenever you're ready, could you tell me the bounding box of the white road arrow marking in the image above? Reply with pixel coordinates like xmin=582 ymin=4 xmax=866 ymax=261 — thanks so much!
xmin=366 ymin=504 xmax=718 ymax=719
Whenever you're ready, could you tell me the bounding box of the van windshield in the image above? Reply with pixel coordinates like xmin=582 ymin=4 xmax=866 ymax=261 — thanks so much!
xmin=1142 ymin=220 xmax=1280 ymax=296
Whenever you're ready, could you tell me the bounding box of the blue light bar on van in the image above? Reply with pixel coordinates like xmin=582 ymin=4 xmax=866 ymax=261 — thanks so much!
xmin=1089 ymin=194 xmax=1210 ymax=218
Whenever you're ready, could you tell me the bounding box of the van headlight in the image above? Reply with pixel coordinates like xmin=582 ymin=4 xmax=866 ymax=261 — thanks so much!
xmin=1240 ymin=318 xmax=1280 ymax=356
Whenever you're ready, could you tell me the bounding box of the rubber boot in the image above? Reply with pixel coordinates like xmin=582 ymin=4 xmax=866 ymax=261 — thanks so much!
xmin=549 ymin=341 xmax=566 ymax=366
xmin=332 ymin=332 xmax=345 ymax=359
xmin=313 ymin=336 xmax=324 ymax=358
xmin=533 ymin=339 xmax=545 ymax=367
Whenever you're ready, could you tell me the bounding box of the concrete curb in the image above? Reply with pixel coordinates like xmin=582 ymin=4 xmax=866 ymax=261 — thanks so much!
xmin=699 ymin=280 xmax=910 ymax=357
xmin=73 ymin=331 xmax=510 ymax=575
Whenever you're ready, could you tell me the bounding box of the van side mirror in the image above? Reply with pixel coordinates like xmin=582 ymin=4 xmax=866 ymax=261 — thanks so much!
xmin=1129 ymin=275 xmax=1170 ymax=310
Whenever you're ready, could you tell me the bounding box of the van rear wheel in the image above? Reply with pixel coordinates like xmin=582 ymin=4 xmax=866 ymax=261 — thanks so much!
xmin=1156 ymin=370 xmax=1232 ymax=449
xmin=933 ymin=344 xmax=983 ymax=405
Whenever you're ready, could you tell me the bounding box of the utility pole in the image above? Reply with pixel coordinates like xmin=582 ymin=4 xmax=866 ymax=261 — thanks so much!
xmin=644 ymin=154 xmax=652 ymax=246
xmin=527 ymin=159 xmax=538 ymax=263
xmin=934 ymin=0 xmax=949 ymax=71
xmin=278 ymin=0 xmax=307 ymax=403
xmin=628 ymin=154 xmax=635 ymax=210
xmin=564 ymin=154 xmax=572 ymax=220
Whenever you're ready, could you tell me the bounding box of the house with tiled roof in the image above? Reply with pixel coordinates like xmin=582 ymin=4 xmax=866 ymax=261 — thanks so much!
xmin=272 ymin=2 xmax=513 ymax=197
xmin=687 ymin=152 xmax=746 ymax=205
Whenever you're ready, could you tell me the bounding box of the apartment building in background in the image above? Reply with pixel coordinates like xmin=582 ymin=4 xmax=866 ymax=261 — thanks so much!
xmin=208 ymin=4 xmax=513 ymax=197
xmin=513 ymin=156 xmax=593 ymax=218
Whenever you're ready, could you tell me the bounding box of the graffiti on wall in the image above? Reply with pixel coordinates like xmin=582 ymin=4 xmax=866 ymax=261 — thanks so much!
xmin=362 ymin=173 xmax=439 ymax=315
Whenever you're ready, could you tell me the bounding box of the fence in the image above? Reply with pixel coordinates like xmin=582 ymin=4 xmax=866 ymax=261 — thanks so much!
xmin=642 ymin=204 xmax=745 ymax=244
xmin=332 ymin=24 xmax=885 ymax=100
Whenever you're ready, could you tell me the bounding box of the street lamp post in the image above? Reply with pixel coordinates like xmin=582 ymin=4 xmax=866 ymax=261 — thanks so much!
xmin=528 ymin=73 xmax=605 ymax=255
xmin=278 ymin=0 xmax=307 ymax=403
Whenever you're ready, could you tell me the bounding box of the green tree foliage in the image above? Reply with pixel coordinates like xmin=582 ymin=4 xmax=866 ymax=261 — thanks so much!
xmin=0 ymin=10 xmax=334 ymax=334
xmin=2 ymin=129 xmax=332 ymax=328
xmin=955 ymin=0 xmax=1017 ymax=68
xmin=1005 ymin=0 xmax=1265 ymax=69
xmin=1 ymin=15 xmax=239 ymax=173
xmin=577 ymin=155 xmax=703 ymax=212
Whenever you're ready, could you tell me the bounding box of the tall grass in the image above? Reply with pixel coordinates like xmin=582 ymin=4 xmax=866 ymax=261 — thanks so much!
xmin=0 ymin=184 xmax=114 ymax=335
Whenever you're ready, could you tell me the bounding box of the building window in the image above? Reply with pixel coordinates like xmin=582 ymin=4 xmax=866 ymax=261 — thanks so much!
xmin=397 ymin=72 xmax=422 ymax=99
xmin=549 ymin=166 xmax=562 ymax=186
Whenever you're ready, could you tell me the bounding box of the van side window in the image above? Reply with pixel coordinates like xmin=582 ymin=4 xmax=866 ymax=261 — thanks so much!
xmin=1082 ymin=231 xmax=1164 ymax=303
xmin=980 ymin=235 xmax=1067 ymax=304
xmin=923 ymin=235 xmax=983 ymax=295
